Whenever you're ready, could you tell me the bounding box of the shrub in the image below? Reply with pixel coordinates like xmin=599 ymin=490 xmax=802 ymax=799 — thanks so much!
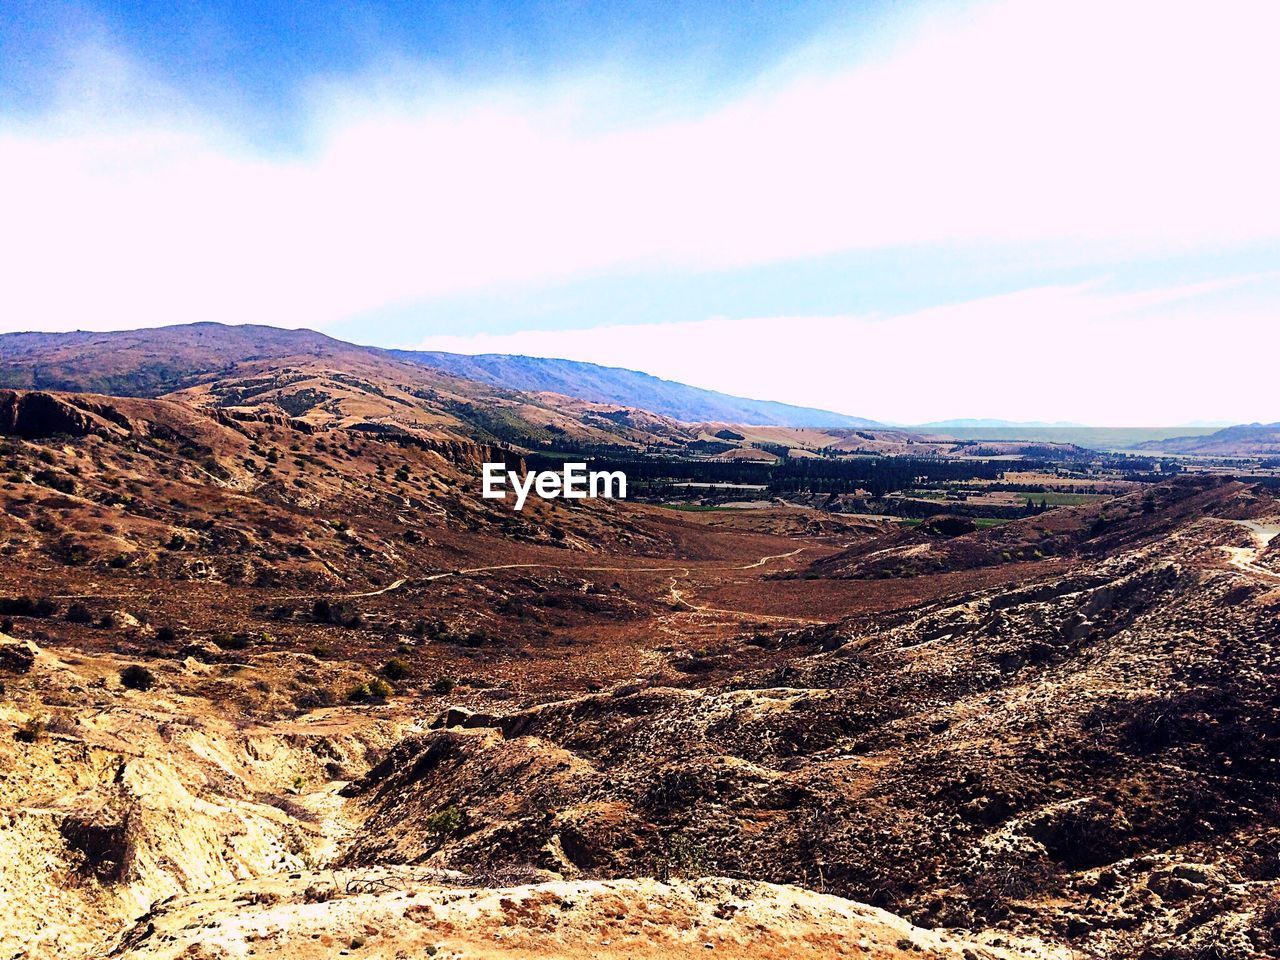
xmin=294 ymin=687 xmax=336 ymax=710
xmin=311 ymin=599 xmax=364 ymax=628
xmin=649 ymin=832 xmax=712 ymax=882
xmin=15 ymin=715 xmax=45 ymax=743
xmin=155 ymin=626 xmax=178 ymax=643
xmin=347 ymin=677 xmax=393 ymax=702
xmin=65 ymin=603 xmax=94 ymax=624
xmin=120 ymin=665 xmax=156 ymax=691
xmin=423 ymin=804 xmax=463 ymax=840
xmin=382 ymin=658 xmax=409 ymax=681
xmin=32 ymin=469 xmax=74 ymax=493
xmin=431 ymin=676 xmax=457 ymax=695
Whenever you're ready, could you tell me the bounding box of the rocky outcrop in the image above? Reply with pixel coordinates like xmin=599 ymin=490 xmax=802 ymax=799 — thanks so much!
xmin=0 ymin=639 xmax=35 ymax=674
xmin=354 ymin=428 xmax=522 ymax=470
xmin=0 ymin=390 xmax=103 ymax=438
xmin=215 ymin=407 xmax=316 ymax=433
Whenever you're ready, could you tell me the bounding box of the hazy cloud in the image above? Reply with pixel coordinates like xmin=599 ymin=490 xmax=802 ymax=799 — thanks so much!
xmin=2 ymin=0 xmax=1278 ymax=333
xmin=414 ymin=277 xmax=1277 ymax=426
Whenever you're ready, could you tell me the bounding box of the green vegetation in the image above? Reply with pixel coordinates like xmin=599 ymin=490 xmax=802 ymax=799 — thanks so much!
xmin=423 ymin=804 xmax=463 ymax=841
xmin=1031 ymin=491 xmax=1108 ymax=505
xmin=650 ymin=831 xmax=713 ymax=881
xmin=347 ymin=677 xmax=393 ymax=702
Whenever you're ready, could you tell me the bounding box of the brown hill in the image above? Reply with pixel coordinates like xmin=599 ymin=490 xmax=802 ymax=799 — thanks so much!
xmin=0 ymin=323 xmax=703 ymax=451
xmin=0 ymin=323 xmax=1086 ymax=460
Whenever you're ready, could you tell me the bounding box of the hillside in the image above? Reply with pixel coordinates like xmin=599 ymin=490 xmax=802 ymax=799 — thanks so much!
xmin=390 ymin=349 xmax=881 ymax=428
xmin=2 ymin=324 xmax=1077 ymax=460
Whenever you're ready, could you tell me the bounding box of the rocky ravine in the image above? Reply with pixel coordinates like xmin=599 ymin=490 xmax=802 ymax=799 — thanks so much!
xmin=0 ymin=637 xmax=1068 ymax=960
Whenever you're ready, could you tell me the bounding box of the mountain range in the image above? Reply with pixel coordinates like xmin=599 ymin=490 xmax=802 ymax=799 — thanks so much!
xmin=390 ymin=349 xmax=879 ymax=428
xmin=0 ymin=324 xmax=1275 ymax=455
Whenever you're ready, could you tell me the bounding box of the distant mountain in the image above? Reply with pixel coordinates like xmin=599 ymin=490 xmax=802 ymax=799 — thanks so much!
xmin=902 ymin=424 xmax=1224 ymax=451
xmin=909 ymin=418 xmax=1085 ymax=429
xmin=390 ymin=351 xmax=880 ymax=428
xmin=1135 ymin=423 xmax=1280 ymax=456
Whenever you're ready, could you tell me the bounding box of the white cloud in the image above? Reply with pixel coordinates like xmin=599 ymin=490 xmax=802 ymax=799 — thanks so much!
xmin=1 ymin=0 xmax=1278 ymax=333
xmin=412 ymin=277 xmax=1277 ymax=426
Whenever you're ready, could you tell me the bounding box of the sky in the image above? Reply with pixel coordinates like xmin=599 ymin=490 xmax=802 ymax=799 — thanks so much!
xmin=1 ymin=0 xmax=1277 ymax=425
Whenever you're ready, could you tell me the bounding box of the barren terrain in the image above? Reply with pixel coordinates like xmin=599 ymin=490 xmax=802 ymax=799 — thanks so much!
xmin=2 ymin=326 xmax=1279 ymax=959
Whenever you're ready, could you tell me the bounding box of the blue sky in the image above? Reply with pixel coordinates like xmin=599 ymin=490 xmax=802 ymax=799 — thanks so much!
xmin=1 ymin=0 xmax=1277 ymax=424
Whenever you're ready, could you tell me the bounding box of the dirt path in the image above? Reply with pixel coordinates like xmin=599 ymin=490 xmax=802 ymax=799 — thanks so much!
xmin=424 ymin=548 xmax=806 ymax=582
xmin=347 ymin=577 xmax=407 ymax=597
xmin=1217 ymin=519 xmax=1280 ymax=582
xmin=668 ymin=585 xmax=822 ymax=624
xmin=737 ymin=547 xmax=807 ymax=569
xmin=426 ymin=547 xmax=817 ymax=624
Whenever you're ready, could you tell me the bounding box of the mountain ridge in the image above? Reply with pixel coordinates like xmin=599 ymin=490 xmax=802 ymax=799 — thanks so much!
xmin=390 ymin=349 xmax=881 ymax=428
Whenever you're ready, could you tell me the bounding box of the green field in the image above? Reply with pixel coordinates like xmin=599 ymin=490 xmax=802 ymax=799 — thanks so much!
xmin=916 ymin=426 xmax=1218 ymax=451
xmin=1019 ymin=491 xmax=1109 ymax=506
xmin=909 ymin=489 xmax=1109 ymax=506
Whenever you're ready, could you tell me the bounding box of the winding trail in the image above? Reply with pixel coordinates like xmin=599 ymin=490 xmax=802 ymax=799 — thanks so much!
xmin=401 ymin=546 xmax=817 ymax=625
xmin=422 ymin=547 xmax=806 ymax=583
